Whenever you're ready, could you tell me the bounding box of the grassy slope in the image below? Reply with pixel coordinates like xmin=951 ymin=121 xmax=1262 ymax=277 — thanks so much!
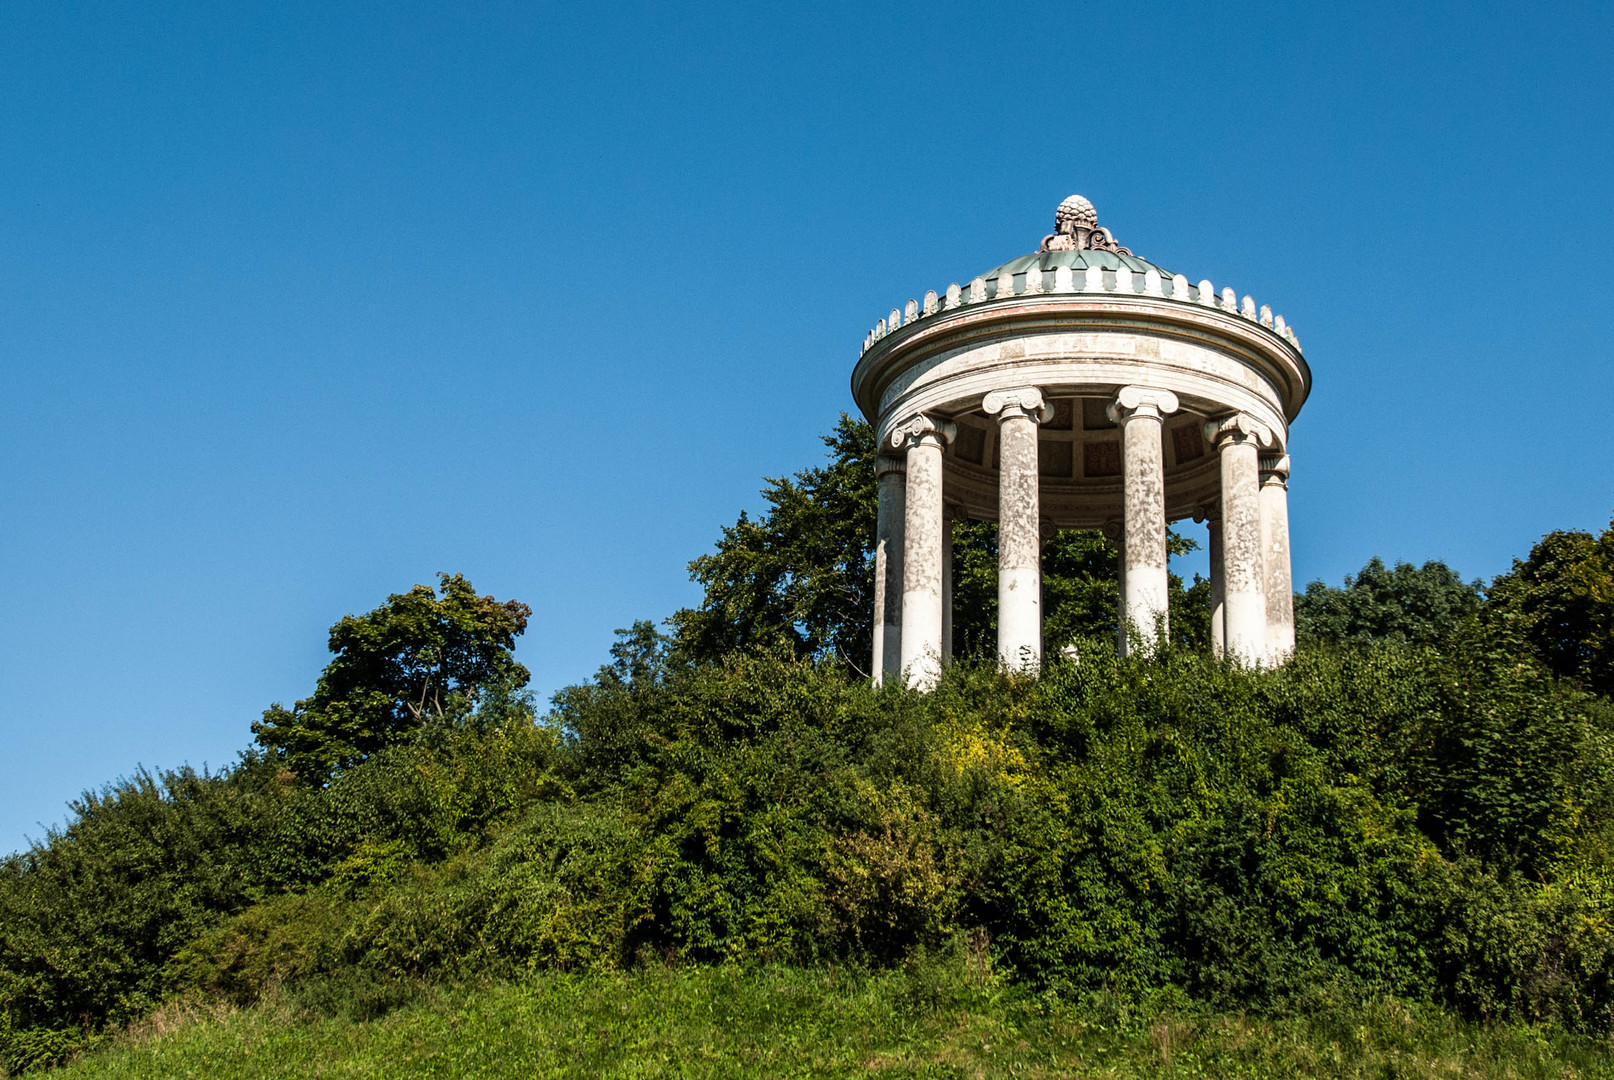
xmin=55 ymin=967 xmax=1614 ymax=1080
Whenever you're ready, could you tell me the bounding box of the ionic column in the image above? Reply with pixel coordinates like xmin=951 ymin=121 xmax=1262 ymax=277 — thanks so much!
xmin=1108 ymin=386 xmax=1179 ymax=655
xmin=892 ymin=414 xmax=956 ymax=690
xmin=1260 ymin=453 xmax=1295 ymax=664
xmin=1205 ymin=414 xmax=1273 ymax=667
xmin=983 ymin=387 xmax=1052 ymax=672
xmin=872 ymin=454 xmax=906 ymax=686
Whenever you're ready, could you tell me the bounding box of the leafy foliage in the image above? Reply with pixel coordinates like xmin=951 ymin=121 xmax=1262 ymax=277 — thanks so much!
xmin=0 ymin=723 xmax=563 ymax=1071
xmin=592 ymin=619 xmax=676 ymax=690
xmin=252 ymin=574 xmax=532 ymax=783
xmin=1294 ymin=556 xmax=1484 ymax=646
xmin=672 ymin=415 xmax=879 ymax=668
xmin=11 ymin=635 xmax=1614 ymax=1073
xmin=1486 ymin=517 xmax=1614 ymax=697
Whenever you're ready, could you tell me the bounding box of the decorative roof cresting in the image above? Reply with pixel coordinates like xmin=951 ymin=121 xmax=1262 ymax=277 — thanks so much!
xmin=857 ymin=193 xmax=1303 ymax=357
xmin=1041 ymin=194 xmax=1132 ymax=256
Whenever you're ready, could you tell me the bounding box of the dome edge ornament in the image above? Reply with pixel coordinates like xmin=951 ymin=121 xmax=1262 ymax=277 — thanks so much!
xmin=1040 ymin=194 xmax=1134 ymax=256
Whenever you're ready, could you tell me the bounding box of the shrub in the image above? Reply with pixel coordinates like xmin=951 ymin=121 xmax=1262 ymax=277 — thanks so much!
xmin=7 ymin=639 xmax=1614 ymax=1074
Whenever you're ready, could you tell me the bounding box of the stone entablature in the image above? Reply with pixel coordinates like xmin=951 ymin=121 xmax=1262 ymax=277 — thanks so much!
xmin=854 ymin=196 xmax=1311 ymax=688
xmin=855 ymin=273 xmax=1309 ymax=437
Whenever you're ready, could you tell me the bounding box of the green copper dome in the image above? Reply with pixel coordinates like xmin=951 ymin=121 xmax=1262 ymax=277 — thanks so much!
xmin=975 ymin=248 xmax=1200 ymax=301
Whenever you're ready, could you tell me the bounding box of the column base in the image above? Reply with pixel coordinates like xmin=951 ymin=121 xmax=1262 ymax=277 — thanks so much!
xmin=1223 ymin=590 xmax=1266 ymax=668
xmin=900 ymin=590 xmax=944 ymax=690
xmin=998 ymin=566 xmax=1042 ymax=671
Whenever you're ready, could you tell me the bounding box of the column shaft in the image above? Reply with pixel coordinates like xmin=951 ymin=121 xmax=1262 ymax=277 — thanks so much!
xmin=872 ymin=456 xmax=906 ymax=686
xmin=1111 ymin=387 xmax=1179 ymax=656
xmin=1209 ymin=417 xmax=1269 ymax=667
xmin=1260 ymin=455 xmax=1295 ymax=664
xmin=1119 ymin=414 xmax=1168 ymax=653
xmin=984 ymin=387 xmax=1051 ymax=672
xmin=896 ymin=416 xmax=953 ymax=689
xmin=997 ymin=411 xmax=1042 ymax=669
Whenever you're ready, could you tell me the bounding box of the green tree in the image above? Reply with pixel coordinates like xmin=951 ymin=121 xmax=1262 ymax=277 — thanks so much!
xmin=673 ymin=414 xmax=878 ymax=668
xmin=252 ymin=573 xmax=532 ymax=783
xmin=1486 ymin=517 xmax=1614 ymax=696
xmin=1294 ymin=557 xmax=1482 ymax=647
xmin=596 ymin=620 xmax=677 ymax=689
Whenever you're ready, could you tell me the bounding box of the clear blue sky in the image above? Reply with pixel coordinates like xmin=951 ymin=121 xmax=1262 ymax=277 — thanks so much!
xmin=3 ymin=2 xmax=1610 ymax=853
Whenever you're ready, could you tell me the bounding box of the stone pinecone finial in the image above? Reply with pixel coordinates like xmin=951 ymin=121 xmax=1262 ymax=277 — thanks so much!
xmin=1054 ymin=194 xmax=1098 ymax=233
xmin=1042 ymin=193 xmax=1132 ymax=256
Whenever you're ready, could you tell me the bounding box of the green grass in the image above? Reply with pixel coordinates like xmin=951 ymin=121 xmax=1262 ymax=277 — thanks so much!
xmin=49 ymin=966 xmax=1614 ymax=1080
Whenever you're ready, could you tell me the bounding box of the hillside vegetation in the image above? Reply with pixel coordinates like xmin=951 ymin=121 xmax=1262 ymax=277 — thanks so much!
xmin=4 ymin=419 xmax=1613 ymax=1076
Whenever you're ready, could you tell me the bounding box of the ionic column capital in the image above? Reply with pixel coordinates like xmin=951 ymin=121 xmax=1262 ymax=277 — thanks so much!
xmin=1203 ymin=413 xmax=1274 ymax=449
xmin=982 ymin=386 xmax=1054 ymax=424
xmin=1192 ymin=502 xmax=1221 ymax=524
xmin=1105 ymin=385 xmax=1180 ymax=425
xmin=889 ymin=413 xmax=957 ymax=451
xmin=875 ymin=454 xmax=907 ymax=480
xmin=1259 ymin=453 xmax=1291 ymax=486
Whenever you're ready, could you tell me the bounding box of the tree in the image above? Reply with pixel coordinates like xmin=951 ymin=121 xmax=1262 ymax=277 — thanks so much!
xmin=252 ymin=573 xmax=532 ymax=783
xmin=595 ymin=619 xmax=676 ymax=689
xmin=1294 ymin=557 xmax=1482 ymax=647
xmin=1486 ymin=517 xmax=1614 ymax=696
xmin=673 ymin=414 xmax=879 ymax=668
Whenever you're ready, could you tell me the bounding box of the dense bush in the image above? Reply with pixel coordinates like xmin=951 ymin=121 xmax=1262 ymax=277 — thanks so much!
xmin=0 ymin=724 xmax=560 ymax=1071
xmin=8 ymin=634 xmax=1613 ymax=1072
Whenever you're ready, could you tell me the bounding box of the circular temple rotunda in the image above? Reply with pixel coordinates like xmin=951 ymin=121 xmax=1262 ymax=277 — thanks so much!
xmin=853 ymin=195 xmax=1312 ymax=689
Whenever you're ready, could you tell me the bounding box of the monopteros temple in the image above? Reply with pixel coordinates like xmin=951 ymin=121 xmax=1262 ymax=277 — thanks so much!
xmin=852 ymin=195 xmax=1311 ymax=688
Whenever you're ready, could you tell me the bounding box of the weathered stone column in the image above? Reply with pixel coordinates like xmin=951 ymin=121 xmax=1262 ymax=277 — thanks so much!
xmin=892 ymin=414 xmax=955 ymax=690
xmin=983 ymin=387 xmax=1052 ymax=671
xmin=1108 ymin=386 xmax=1179 ymax=655
xmin=1260 ymin=453 xmax=1295 ymax=664
xmin=872 ymin=454 xmax=906 ymax=686
xmin=1205 ymin=414 xmax=1272 ymax=667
